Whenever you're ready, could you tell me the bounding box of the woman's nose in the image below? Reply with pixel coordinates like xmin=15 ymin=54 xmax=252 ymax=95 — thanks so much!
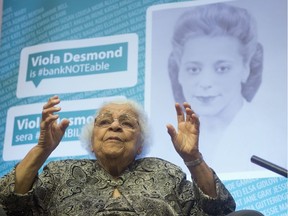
xmin=198 ymin=72 xmax=214 ymax=90
xmin=199 ymin=83 xmax=212 ymax=90
xmin=109 ymin=119 xmax=122 ymax=130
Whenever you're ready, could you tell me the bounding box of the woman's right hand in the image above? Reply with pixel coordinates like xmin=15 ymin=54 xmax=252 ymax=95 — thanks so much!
xmin=15 ymin=96 xmax=70 ymax=194
xmin=37 ymin=95 xmax=70 ymax=152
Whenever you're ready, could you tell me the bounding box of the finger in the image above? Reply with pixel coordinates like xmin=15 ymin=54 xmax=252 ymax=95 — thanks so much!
xmin=191 ymin=113 xmax=200 ymax=129
xmin=42 ymin=106 xmax=61 ymax=121
xmin=185 ymin=107 xmax=192 ymax=122
xmin=43 ymin=96 xmax=60 ymax=110
xmin=183 ymin=102 xmax=191 ymax=109
xmin=183 ymin=102 xmax=196 ymax=114
xmin=183 ymin=102 xmax=199 ymax=123
xmin=59 ymin=119 xmax=70 ymax=133
xmin=183 ymin=102 xmax=192 ymax=122
xmin=42 ymin=96 xmax=61 ymax=119
xmin=175 ymin=103 xmax=184 ymax=123
xmin=166 ymin=124 xmax=177 ymax=142
xmin=40 ymin=114 xmax=59 ymax=130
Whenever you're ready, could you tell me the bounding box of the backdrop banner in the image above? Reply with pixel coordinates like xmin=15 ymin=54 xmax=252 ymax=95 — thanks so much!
xmin=0 ymin=0 xmax=287 ymax=215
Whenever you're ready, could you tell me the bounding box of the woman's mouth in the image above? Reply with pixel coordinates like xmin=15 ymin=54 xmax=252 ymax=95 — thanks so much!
xmin=195 ymin=96 xmax=218 ymax=104
xmin=106 ymin=136 xmax=122 ymax=141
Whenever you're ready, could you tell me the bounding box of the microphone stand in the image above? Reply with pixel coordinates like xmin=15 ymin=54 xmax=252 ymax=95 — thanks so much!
xmin=251 ymin=155 xmax=288 ymax=178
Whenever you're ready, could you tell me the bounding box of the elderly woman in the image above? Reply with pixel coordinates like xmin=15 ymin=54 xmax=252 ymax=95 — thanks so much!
xmin=0 ymin=96 xmax=263 ymax=215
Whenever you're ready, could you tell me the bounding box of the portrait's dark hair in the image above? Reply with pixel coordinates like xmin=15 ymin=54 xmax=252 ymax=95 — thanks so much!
xmin=168 ymin=3 xmax=263 ymax=104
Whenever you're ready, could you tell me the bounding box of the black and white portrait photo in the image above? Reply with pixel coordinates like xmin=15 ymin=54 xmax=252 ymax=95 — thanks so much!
xmin=145 ymin=0 xmax=287 ymax=177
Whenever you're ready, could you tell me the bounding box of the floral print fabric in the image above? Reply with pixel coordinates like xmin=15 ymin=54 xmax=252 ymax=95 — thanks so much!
xmin=0 ymin=157 xmax=235 ymax=215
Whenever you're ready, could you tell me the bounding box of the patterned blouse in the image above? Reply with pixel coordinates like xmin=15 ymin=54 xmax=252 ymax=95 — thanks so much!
xmin=0 ymin=157 xmax=235 ymax=215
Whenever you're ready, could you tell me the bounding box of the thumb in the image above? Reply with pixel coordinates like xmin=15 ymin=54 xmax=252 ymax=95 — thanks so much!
xmin=166 ymin=124 xmax=177 ymax=141
xmin=59 ymin=119 xmax=70 ymax=133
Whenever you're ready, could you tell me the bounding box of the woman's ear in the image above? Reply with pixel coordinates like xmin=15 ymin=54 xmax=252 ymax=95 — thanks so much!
xmin=90 ymin=140 xmax=94 ymax=152
xmin=137 ymin=146 xmax=143 ymax=155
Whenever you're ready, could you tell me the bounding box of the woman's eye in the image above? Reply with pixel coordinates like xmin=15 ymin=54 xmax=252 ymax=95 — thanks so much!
xmin=121 ymin=121 xmax=134 ymax=129
xmin=98 ymin=119 xmax=112 ymax=126
xmin=216 ymin=65 xmax=231 ymax=73
xmin=186 ymin=66 xmax=201 ymax=74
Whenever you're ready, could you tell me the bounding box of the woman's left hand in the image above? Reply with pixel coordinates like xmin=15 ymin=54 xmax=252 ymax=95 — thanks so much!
xmin=167 ymin=102 xmax=201 ymax=161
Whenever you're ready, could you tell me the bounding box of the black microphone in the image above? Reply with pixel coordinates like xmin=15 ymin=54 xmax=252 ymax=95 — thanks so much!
xmin=251 ymin=155 xmax=288 ymax=178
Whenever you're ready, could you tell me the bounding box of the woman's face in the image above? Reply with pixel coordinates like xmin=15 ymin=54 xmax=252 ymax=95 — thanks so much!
xmin=92 ymin=103 xmax=142 ymax=163
xmin=178 ymin=36 xmax=249 ymax=117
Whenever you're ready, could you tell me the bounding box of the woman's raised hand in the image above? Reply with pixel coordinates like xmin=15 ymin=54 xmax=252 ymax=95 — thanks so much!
xmin=37 ymin=96 xmax=70 ymax=152
xmin=167 ymin=102 xmax=201 ymax=161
